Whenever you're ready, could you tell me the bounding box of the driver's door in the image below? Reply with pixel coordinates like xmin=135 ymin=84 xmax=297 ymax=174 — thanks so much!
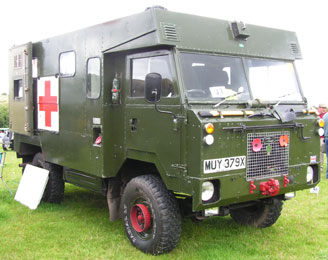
xmin=125 ymin=50 xmax=182 ymax=179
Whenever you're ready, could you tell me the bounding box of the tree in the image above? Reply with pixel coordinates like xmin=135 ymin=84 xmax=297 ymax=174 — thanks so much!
xmin=0 ymin=105 xmax=9 ymax=128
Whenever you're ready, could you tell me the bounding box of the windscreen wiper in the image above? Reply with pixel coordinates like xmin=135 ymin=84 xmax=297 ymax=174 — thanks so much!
xmin=248 ymin=112 xmax=275 ymax=118
xmin=274 ymin=91 xmax=298 ymax=107
xmin=213 ymin=87 xmax=244 ymax=108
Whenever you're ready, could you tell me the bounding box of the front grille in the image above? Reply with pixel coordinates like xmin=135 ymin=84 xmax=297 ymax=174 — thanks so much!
xmin=246 ymin=131 xmax=290 ymax=181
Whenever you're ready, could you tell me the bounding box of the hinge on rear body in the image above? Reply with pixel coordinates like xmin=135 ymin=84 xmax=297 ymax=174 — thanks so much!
xmin=171 ymin=164 xmax=187 ymax=175
xmin=172 ymin=164 xmax=187 ymax=169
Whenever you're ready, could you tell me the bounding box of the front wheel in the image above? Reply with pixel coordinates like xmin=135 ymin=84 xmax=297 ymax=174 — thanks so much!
xmin=230 ymin=198 xmax=283 ymax=228
xmin=121 ymin=175 xmax=181 ymax=255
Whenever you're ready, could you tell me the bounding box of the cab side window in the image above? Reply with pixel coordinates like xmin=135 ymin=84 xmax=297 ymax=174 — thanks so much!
xmin=14 ymin=79 xmax=23 ymax=99
xmin=87 ymin=57 xmax=101 ymax=99
xmin=59 ymin=51 xmax=76 ymax=77
xmin=131 ymin=55 xmax=175 ymax=97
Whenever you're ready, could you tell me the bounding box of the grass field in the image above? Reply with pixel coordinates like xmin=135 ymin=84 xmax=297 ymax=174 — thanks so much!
xmin=0 ymin=149 xmax=327 ymax=260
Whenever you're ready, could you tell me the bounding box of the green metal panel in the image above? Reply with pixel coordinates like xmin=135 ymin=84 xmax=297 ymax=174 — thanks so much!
xmin=9 ymin=42 xmax=34 ymax=135
xmin=29 ymin=30 xmax=105 ymax=176
xmin=124 ymin=101 xmax=182 ymax=189
xmin=152 ymin=9 xmax=301 ymax=60
xmin=102 ymin=53 xmax=126 ymax=177
xmin=123 ymin=50 xmax=183 ymax=191
xmin=185 ymin=107 xmax=320 ymax=211
xmin=103 ymin=9 xmax=301 ymax=61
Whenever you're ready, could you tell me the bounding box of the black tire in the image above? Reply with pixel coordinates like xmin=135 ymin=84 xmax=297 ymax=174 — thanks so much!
xmin=230 ymin=198 xmax=283 ymax=228
xmin=31 ymin=153 xmax=65 ymax=203
xmin=121 ymin=175 xmax=181 ymax=255
xmin=9 ymin=140 xmax=14 ymax=150
xmin=21 ymin=155 xmax=34 ymax=175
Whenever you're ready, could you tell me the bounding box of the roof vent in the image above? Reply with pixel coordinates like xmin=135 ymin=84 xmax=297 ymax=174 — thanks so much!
xmin=161 ymin=23 xmax=179 ymax=42
xmin=145 ymin=6 xmax=168 ymax=11
xmin=289 ymin=42 xmax=302 ymax=59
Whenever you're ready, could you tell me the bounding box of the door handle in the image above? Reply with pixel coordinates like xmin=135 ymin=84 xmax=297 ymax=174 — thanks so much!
xmin=130 ymin=118 xmax=137 ymax=132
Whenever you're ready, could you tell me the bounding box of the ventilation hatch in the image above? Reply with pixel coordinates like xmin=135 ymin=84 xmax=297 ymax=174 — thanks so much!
xmin=161 ymin=23 xmax=179 ymax=42
xmin=289 ymin=42 xmax=302 ymax=59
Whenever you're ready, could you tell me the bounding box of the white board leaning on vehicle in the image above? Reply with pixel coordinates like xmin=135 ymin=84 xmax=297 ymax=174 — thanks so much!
xmin=14 ymin=164 xmax=49 ymax=210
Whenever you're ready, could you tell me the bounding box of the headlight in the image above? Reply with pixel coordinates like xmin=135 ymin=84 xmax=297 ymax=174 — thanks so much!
xmin=202 ymin=181 xmax=214 ymax=201
xmin=306 ymin=166 xmax=314 ymax=183
xmin=318 ymin=128 xmax=324 ymax=136
xmin=203 ymin=135 xmax=214 ymax=145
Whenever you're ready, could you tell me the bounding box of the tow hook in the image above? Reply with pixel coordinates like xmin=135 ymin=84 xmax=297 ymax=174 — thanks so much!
xmin=283 ymin=175 xmax=290 ymax=188
xmin=260 ymin=178 xmax=280 ymax=196
xmin=249 ymin=180 xmax=256 ymax=194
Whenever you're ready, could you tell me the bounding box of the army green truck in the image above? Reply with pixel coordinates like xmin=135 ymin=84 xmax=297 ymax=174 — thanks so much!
xmin=9 ymin=6 xmax=322 ymax=255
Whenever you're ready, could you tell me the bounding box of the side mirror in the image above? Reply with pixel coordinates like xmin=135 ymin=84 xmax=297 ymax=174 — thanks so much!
xmin=145 ymin=73 xmax=162 ymax=103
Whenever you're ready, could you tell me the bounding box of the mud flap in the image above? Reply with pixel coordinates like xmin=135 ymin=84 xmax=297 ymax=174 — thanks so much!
xmin=106 ymin=178 xmax=122 ymax=221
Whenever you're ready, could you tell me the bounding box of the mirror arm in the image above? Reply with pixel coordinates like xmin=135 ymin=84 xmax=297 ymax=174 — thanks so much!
xmin=153 ymin=91 xmax=177 ymax=119
xmin=154 ymin=102 xmax=177 ymax=119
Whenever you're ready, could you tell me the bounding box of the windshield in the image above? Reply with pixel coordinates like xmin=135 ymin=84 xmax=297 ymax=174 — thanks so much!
xmin=180 ymin=53 xmax=303 ymax=103
xmin=180 ymin=53 xmax=251 ymax=101
xmin=245 ymin=58 xmax=302 ymax=101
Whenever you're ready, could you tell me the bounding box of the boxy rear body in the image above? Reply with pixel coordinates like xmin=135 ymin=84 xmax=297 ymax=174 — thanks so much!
xmin=9 ymin=8 xmax=321 ymax=254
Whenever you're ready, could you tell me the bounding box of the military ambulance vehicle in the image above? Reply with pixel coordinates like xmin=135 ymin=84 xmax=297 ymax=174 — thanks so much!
xmin=9 ymin=6 xmax=322 ymax=255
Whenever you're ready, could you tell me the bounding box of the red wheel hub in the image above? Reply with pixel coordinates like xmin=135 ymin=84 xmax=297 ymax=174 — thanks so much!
xmin=130 ymin=204 xmax=151 ymax=232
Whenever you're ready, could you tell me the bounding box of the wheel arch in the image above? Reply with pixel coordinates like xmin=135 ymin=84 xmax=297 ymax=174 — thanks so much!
xmin=105 ymin=159 xmax=169 ymax=222
xmin=16 ymin=142 xmax=41 ymax=156
xmin=16 ymin=142 xmax=42 ymax=170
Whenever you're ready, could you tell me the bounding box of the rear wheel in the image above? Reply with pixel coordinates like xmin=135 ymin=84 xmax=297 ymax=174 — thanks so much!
xmin=31 ymin=153 xmax=65 ymax=203
xmin=121 ymin=175 xmax=181 ymax=255
xmin=230 ymin=198 xmax=283 ymax=228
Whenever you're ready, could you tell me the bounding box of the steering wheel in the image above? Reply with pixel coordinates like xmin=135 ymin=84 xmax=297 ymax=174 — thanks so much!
xmin=187 ymin=89 xmax=206 ymax=97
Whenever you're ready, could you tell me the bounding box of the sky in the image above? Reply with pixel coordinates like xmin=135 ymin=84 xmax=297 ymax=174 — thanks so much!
xmin=1 ymin=0 xmax=328 ymax=106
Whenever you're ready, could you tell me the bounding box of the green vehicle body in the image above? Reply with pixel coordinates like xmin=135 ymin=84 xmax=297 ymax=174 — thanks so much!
xmin=9 ymin=7 xmax=321 ymax=253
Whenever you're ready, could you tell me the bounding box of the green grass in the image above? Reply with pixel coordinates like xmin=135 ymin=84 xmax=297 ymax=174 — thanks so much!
xmin=0 ymin=150 xmax=327 ymax=260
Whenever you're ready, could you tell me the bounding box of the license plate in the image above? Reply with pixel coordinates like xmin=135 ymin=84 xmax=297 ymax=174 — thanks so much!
xmin=204 ymin=156 xmax=246 ymax=174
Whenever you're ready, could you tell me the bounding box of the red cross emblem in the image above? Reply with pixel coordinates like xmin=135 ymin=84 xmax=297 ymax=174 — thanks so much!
xmin=39 ymin=80 xmax=58 ymax=127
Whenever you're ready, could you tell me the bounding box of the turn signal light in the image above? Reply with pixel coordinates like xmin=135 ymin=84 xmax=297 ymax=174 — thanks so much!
xmin=318 ymin=119 xmax=325 ymax=127
xmin=204 ymin=123 xmax=214 ymax=134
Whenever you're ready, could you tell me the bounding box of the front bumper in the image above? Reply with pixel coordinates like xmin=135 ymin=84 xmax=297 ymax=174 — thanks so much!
xmin=190 ymin=163 xmax=319 ymax=211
